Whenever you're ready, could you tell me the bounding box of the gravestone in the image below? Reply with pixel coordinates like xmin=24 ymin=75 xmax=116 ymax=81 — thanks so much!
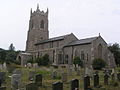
xmin=71 ymin=79 xmax=79 ymax=90
xmin=117 ymin=73 xmax=120 ymax=81
xmin=52 ymin=82 xmax=63 ymax=90
xmin=3 ymin=63 xmax=7 ymax=70
xmin=51 ymin=71 xmax=57 ymax=79
xmin=84 ymin=75 xmax=90 ymax=90
xmin=67 ymin=65 xmax=72 ymax=76
xmin=111 ymin=73 xmax=115 ymax=82
xmin=26 ymin=83 xmax=39 ymax=90
xmin=0 ymin=72 xmax=6 ymax=84
xmin=0 ymin=86 xmax=6 ymax=90
xmin=29 ymin=71 xmax=35 ymax=81
xmin=11 ymin=74 xmax=21 ymax=90
xmin=76 ymin=69 xmax=80 ymax=76
xmin=35 ymin=74 xmax=42 ymax=86
xmin=104 ymin=74 xmax=109 ymax=85
xmin=93 ymin=74 xmax=99 ymax=87
xmin=27 ymin=63 xmax=32 ymax=68
xmin=61 ymin=73 xmax=67 ymax=82
xmin=33 ymin=63 xmax=38 ymax=68
xmin=13 ymin=69 xmax=22 ymax=75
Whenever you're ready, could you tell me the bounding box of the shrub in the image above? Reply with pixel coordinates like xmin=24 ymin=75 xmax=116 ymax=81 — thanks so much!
xmin=73 ymin=56 xmax=83 ymax=67
xmin=92 ymin=58 xmax=106 ymax=70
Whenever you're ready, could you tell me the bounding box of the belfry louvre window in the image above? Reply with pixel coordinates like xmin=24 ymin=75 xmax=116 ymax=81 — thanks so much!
xmin=40 ymin=20 xmax=44 ymax=29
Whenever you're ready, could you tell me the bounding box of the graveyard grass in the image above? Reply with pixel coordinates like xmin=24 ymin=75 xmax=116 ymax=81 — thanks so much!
xmin=1 ymin=64 xmax=120 ymax=90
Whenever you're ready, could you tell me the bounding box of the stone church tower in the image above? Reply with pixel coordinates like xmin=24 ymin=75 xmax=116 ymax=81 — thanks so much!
xmin=26 ymin=4 xmax=49 ymax=52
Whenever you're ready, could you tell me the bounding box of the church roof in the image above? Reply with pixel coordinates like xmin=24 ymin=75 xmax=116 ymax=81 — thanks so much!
xmin=35 ymin=34 xmax=71 ymax=45
xmin=65 ymin=36 xmax=98 ymax=47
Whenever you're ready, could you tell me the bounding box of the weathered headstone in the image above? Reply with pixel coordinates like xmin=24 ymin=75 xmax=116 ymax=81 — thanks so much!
xmin=111 ymin=73 xmax=115 ymax=82
xmin=27 ymin=63 xmax=32 ymax=68
xmin=13 ymin=69 xmax=22 ymax=75
xmin=61 ymin=73 xmax=67 ymax=82
xmin=0 ymin=86 xmax=6 ymax=90
xmin=67 ymin=65 xmax=72 ymax=76
xmin=104 ymin=74 xmax=109 ymax=85
xmin=52 ymin=82 xmax=63 ymax=90
xmin=35 ymin=74 xmax=42 ymax=86
xmin=33 ymin=63 xmax=38 ymax=68
xmin=93 ymin=74 xmax=99 ymax=87
xmin=3 ymin=63 xmax=7 ymax=70
xmin=76 ymin=69 xmax=80 ymax=76
xmin=26 ymin=83 xmax=39 ymax=90
xmin=71 ymin=79 xmax=79 ymax=90
xmin=29 ymin=71 xmax=35 ymax=81
xmin=11 ymin=74 xmax=21 ymax=90
xmin=84 ymin=75 xmax=90 ymax=90
xmin=51 ymin=71 xmax=57 ymax=79
xmin=0 ymin=72 xmax=6 ymax=83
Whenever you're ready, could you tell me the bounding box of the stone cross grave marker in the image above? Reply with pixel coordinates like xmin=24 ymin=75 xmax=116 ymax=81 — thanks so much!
xmin=11 ymin=74 xmax=21 ymax=90
xmin=35 ymin=74 xmax=42 ymax=86
xmin=52 ymin=81 xmax=63 ymax=90
xmin=71 ymin=79 xmax=79 ymax=90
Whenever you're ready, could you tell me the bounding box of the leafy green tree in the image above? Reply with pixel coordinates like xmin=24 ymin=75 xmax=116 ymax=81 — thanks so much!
xmin=9 ymin=43 xmax=15 ymax=51
xmin=108 ymin=43 xmax=120 ymax=66
xmin=0 ymin=49 xmax=6 ymax=63
xmin=73 ymin=56 xmax=83 ymax=67
xmin=92 ymin=58 xmax=106 ymax=70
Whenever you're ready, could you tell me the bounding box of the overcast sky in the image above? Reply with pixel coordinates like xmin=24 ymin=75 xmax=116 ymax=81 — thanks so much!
xmin=0 ymin=0 xmax=120 ymax=50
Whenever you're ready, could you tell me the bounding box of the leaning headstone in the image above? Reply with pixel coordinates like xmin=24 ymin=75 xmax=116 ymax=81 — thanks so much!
xmin=71 ymin=79 xmax=79 ymax=90
xmin=61 ymin=73 xmax=67 ymax=82
xmin=0 ymin=86 xmax=6 ymax=90
xmin=117 ymin=73 xmax=120 ymax=82
xmin=11 ymin=74 xmax=21 ymax=90
xmin=52 ymin=82 xmax=63 ymax=90
xmin=29 ymin=71 xmax=35 ymax=81
xmin=84 ymin=75 xmax=90 ymax=90
xmin=0 ymin=72 xmax=6 ymax=83
xmin=93 ymin=73 xmax=99 ymax=87
xmin=26 ymin=83 xmax=39 ymax=90
xmin=104 ymin=74 xmax=109 ymax=85
xmin=35 ymin=74 xmax=42 ymax=86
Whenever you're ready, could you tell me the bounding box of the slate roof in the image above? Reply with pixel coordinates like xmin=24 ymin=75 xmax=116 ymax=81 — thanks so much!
xmin=65 ymin=36 xmax=98 ymax=47
xmin=35 ymin=34 xmax=71 ymax=45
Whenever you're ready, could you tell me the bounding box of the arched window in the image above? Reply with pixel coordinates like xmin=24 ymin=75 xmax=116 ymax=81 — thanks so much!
xmin=40 ymin=20 xmax=44 ymax=29
xmin=98 ymin=44 xmax=102 ymax=58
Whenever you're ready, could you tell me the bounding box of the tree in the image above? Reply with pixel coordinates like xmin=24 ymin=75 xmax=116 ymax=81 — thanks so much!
xmin=9 ymin=43 xmax=15 ymax=51
xmin=73 ymin=56 xmax=83 ymax=67
xmin=108 ymin=43 xmax=120 ymax=66
xmin=92 ymin=58 xmax=106 ymax=70
xmin=0 ymin=49 xmax=6 ymax=63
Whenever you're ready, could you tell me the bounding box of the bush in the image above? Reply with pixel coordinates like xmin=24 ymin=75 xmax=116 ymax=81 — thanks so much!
xmin=73 ymin=56 xmax=83 ymax=67
xmin=34 ymin=54 xmax=50 ymax=66
xmin=92 ymin=58 xmax=106 ymax=70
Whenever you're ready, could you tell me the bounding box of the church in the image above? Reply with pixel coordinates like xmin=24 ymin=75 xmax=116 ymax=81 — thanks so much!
xmin=18 ymin=5 xmax=116 ymax=68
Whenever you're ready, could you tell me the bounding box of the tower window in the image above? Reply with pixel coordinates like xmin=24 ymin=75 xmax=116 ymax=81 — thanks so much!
xmin=40 ymin=20 xmax=44 ymax=29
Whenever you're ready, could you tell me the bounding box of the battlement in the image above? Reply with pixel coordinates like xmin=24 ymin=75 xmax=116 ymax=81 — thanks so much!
xmin=30 ymin=4 xmax=48 ymax=17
